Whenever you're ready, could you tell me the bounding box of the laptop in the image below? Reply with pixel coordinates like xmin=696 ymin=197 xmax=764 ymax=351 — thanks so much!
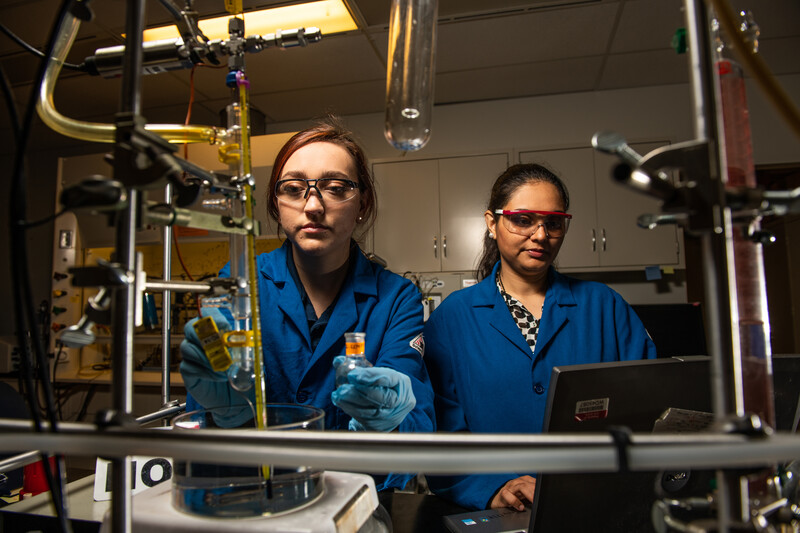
xmin=529 ymin=357 xmax=715 ymax=533
xmin=529 ymin=354 xmax=800 ymax=532
xmin=442 ymin=357 xmax=710 ymax=533
xmin=440 ymin=355 xmax=800 ymax=533
xmin=444 ymin=506 xmax=530 ymax=533
xmin=771 ymin=354 xmax=800 ymax=432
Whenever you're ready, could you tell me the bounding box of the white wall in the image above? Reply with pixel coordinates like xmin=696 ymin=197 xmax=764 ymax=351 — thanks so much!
xmin=3 ymin=77 xmax=796 ymax=336
xmin=746 ymin=74 xmax=800 ymax=165
xmin=270 ymin=76 xmax=800 ymax=306
xmin=274 ymin=74 xmax=800 ymax=166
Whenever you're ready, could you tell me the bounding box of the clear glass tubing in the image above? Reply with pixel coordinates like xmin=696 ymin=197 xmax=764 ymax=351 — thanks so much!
xmin=384 ymin=0 xmax=439 ymax=151
xmin=37 ymin=12 xmax=223 ymax=145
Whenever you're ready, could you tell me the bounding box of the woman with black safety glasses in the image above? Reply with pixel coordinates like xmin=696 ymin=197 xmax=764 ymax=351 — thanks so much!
xmin=423 ymin=163 xmax=656 ymax=511
xmin=180 ymin=116 xmax=435 ymax=491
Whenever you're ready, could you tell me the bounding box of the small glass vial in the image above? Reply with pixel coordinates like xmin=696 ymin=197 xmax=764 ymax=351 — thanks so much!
xmin=335 ymin=332 xmax=373 ymax=388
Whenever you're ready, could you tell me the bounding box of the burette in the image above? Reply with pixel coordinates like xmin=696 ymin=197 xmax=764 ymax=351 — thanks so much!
xmin=216 ymin=2 xmax=268 ymax=435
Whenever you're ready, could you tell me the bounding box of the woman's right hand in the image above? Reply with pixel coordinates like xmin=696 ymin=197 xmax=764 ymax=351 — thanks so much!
xmin=490 ymin=475 xmax=536 ymax=511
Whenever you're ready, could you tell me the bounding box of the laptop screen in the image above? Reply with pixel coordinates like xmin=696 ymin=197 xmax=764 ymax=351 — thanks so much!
xmin=529 ymin=357 xmax=714 ymax=533
xmin=529 ymin=354 xmax=800 ymax=532
xmin=542 ymin=357 xmax=712 ymax=433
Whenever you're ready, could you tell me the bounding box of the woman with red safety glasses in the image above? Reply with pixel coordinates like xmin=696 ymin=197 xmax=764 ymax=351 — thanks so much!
xmin=423 ymin=163 xmax=656 ymax=512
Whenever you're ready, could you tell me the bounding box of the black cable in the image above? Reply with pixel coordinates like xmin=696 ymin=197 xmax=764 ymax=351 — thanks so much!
xmin=0 ymin=22 xmax=86 ymax=71
xmin=608 ymin=426 xmax=633 ymax=474
xmin=75 ymin=384 xmax=97 ymax=422
xmin=35 ymin=360 xmax=46 ymax=414
xmin=56 ymin=383 xmax=82 ymax=423
xmin=38 ymin=299 xmax=51 ymax=355
xmin=0 ymin=65 xmax=21 ymax=143
xmin=9 ymin=0 xmax=77 ymax=530
xmin=156 ymin=0 xmax=183 ymax=21
xmin=53 ymin=342 xmax=65 ymax=420
xmin=20 ymin=207 xmax=69 ymax=229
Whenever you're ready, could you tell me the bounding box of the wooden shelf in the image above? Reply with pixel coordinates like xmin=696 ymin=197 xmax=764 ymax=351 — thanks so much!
xmin=93 ymin=334 xmax=179 ymax=345
xmin=53 ymin=370 xmax=185 ymax=387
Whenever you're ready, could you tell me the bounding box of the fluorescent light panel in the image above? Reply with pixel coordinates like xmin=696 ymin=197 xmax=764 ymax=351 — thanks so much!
xmin=143 ymin=0 xmax=357 ymax=42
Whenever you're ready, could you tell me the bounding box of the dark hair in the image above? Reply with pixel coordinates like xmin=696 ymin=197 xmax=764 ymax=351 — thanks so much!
xmin=267 ymin=115 xmax=377 ymax=236
xmin=475 ymin=163 xmax=570 ymax=281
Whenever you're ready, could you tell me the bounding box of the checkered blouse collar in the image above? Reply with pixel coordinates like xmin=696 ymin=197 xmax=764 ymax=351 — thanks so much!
xmin=495 ymin=270 xmax=542 ymax=351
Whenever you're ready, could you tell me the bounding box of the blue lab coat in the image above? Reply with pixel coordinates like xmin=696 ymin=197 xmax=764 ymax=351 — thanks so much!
xmin=423 ymin=262 xmax=656 ymax=509
xmin=180 ymin=241 xmax=435 ymax=490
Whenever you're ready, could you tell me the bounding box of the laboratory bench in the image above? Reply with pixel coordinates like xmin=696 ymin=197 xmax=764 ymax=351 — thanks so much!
xmin=0 ymin=474 xmax=468 ymax=533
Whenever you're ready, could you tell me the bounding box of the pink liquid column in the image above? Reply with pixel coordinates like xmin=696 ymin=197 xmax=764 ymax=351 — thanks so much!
xmin=718 ymin=55 xmax=775 ymax=429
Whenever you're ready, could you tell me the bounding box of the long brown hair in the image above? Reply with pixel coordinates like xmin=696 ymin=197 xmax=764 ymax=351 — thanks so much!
xmin=267 ymin=116 xmax=377 ymax=236
xmin=475 ymin=163 xmax=570 ymax=280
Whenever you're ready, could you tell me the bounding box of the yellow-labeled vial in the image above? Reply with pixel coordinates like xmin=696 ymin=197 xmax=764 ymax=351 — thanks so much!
xmin=193 ymin=316 xmax=233 ymax=372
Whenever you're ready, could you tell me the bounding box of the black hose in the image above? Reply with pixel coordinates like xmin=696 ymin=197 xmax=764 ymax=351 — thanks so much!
xmin=0 ymin=66 xmax=20 ymax=142
xmin=9 ymin=0 xmax=79 ymax=531
xmin=0 ymin=22 xmax=86 ymax=71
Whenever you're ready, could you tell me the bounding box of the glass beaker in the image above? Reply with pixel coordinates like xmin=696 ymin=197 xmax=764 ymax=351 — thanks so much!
xmin=171 ymin=404 xmax=325 ymax=518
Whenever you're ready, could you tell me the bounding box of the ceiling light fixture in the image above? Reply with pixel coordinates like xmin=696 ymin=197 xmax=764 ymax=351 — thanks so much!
xmin=142 ymin=0 xmax=358 ymax=43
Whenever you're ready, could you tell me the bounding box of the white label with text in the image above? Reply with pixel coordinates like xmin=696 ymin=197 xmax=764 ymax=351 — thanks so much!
xmin=93 ymin=456 xmax=173 ymax=502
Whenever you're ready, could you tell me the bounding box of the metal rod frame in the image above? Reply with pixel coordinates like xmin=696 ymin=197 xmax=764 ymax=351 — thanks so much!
xmin=2 ymin=419 xmax=799 ymax=476
xmin=109 ymin=1 xmax=144 ymax=530
xmin=685 ymin=0 xmax=757 ymax=527
xmin=161 ymin=184 xmax=173 ymax=411
xmin=31 ymin=1 xmax=784 ymax=531
xmin=0 ymin=450 xmax=41 ymax=473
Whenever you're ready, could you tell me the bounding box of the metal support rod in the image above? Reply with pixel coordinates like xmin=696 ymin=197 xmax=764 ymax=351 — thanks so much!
xmin=701 ymin=231 xmax=740 ymax=530
xmin=109 ymin=190 xmax=136 ymax=533
xmin=134 ymin=402 xmax=185 ymax=425
xmin=144 ymin=279 xmax=212 ymax=293
xmin=110 ymin=0 xmax=147 ymax=530
xmin=685 ymin=0 xmax=747 ymax=527
xmin=161 ymin=183 xmax=173 ymax=410
xmin=0 ymin=450 xmax=40 ymax=473
xmin=143 ymin=204 xmax=257 ymax=235
xmin=120 ymin=0 xmax=144 ymax=116
xmin=2 ymin=419 xmax=799 ymax=475
xmin=685 ymin=0 xmax=740 ymax=421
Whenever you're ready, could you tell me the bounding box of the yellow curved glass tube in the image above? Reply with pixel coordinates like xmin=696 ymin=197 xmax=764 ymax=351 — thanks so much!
xmin=37 ymin=13 xmax=221 ymax=145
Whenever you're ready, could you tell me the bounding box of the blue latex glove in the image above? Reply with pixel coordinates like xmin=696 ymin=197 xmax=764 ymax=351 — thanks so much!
xmin=179 ymin=308 xmax=253 ymax=427
xmin=331 ymin=357 xmax=416 ymax=432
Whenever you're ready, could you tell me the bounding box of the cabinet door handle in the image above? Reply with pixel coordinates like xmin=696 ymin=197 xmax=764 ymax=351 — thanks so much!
xmin=601 ymin=228 xmax=607 ymax=252
xmin=591 ymin=229 xmax=596 ymax=252
xmin=443 ymin=235 xmax=447 ymax=257
xmin=434 ymin=235 xmax=438 ymax=258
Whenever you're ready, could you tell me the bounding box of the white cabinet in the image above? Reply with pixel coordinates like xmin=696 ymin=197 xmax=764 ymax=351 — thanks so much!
xmin=519 ymin=143 xmax=681 ymax=270
xmin=372 ymin=153 xmax=509 ymax=273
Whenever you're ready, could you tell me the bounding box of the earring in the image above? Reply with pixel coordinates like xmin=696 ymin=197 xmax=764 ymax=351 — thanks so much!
xmin=489 ymin=232 xmax=495 ymax=239
xmin=357 ymin=216 xmax=363 ymax=223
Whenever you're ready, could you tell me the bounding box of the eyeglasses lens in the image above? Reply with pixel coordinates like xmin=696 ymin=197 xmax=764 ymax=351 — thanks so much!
xmin=276 ymin=178 xmax=358 ymax=204
xmin=503 ymin=213 xmax=569 ymax=237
